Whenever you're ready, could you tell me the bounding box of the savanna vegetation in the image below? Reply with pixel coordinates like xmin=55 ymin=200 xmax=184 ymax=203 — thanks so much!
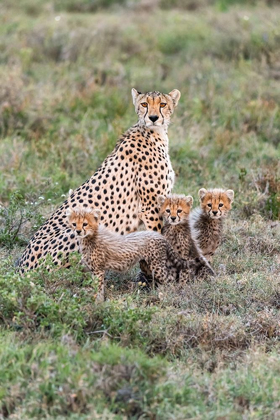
xmin=0 ymin=0 xmax=279 ymax=418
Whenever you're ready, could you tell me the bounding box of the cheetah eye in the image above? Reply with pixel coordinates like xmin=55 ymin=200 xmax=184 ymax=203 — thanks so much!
xmin=219 ymin=203 xmax=224 ymax=208
xmin=166 ymin=209 xmax=170 ymax=213
xmin=160 ymin=103 xmax=167 ymax=108
xmin=207 ymin=204 xmax=212 ymax=208
xmin=177 ymin=209 xmax=182 ymax=213
xmin=141 ymin=102 xmax=148 ymax=108
xmin=83 ymin=222 xmax=88 ymax=227
xmin=72 ymin=222 xmax=76 ymax=227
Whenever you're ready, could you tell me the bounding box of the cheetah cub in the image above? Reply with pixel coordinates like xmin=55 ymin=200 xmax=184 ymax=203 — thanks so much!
xmin=190 ymin=188 xmax=234 ymax=262
xmin=158 ymin=194 xmax=215 ymax=281
xmin=66 ymin=207 xmax=191 ymax=302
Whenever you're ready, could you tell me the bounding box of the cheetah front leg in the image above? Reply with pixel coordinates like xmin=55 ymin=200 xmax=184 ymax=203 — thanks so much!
xmin=93 ymin=269 xmax=106 ymax=303
xmin=148 ymin=246 xmax=173 ymax=285
xmin=150 ymin=262 xmax=170 ymax=285
xmin=178 ymin=268 xmax=192 ymax=284
xmin=138 ymin=207 xmax=164 ymax=281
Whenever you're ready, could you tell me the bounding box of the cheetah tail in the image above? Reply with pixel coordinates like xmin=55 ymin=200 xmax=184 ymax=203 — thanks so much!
xmin=166 ymin=244 xmax=216 ymax=278
xmin=191 ymin=256 xmax=216 ymax=277
xmin=166 ymin=244 xmax=191 ymax=270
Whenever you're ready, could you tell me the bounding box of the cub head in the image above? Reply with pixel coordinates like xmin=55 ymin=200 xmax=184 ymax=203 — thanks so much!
xmin=158 ymin=194 xmax=193 ymax=225
xmin=131 ymin=88 xmax=181 ymax=129
xmin=66 ymin=207 xmax=101 ymax=238
xmin=198 ymin=188 xmax=234 ymax=219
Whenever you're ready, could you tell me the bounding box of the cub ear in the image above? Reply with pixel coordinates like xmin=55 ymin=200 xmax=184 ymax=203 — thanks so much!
xmin=157 ymin=195 xmax=166 ymax=207
xmin=92 ymin=209 xmax=101 ymax=220
xmin=198 ymin=188 xmax=207 ymax=200
xmin=131 ymin=88 xmax=141 ymax=106
xmin=226 ymin=189 xmax=234 ymax=202
xmin=185 ymin=195 xmax=193 ymax=207
xmin=168 ymin=89 xmax=181 ymax=107
xmin=65 ymin=208 xmax=73 ymax=217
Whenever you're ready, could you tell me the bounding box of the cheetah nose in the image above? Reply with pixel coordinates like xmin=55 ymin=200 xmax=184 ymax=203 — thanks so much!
xmin=76 ymin=230 xmax=82 ymax=235
xmin=171 ymin=216 xmax=176 ymax=221
xmin=149 ymin=115 xmax=159 ymax=123
xmin=212 ymin=211 xmax=218 ymax=215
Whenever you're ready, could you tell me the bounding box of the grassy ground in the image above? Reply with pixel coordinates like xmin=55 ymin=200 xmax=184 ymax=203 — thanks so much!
xmin=0 ymin=0 xmax=280 ymax=418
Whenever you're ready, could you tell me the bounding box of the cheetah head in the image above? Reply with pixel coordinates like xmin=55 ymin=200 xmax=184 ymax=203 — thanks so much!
xmin=131 ymin=89 xmax=181 ymax=129
xmin=199 ymin=188 xmax=234 ymax=219
xmin=66 ymin=207 xmax=101 ymax=238
xmin=158 ymin=194 xmax=193 ymax=225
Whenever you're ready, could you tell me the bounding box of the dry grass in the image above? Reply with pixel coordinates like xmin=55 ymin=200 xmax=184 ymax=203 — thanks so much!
xmin=0 ymin=0 xmax=280 ymax=417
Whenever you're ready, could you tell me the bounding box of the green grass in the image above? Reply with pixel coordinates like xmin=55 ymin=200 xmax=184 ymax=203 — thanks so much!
xmin=0 ymin=0 xmax=280 ymax=417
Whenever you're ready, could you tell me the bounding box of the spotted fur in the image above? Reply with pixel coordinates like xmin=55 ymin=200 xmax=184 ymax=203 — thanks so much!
xmin=158 ymin=194 xmax=215 ymax=281
xmin=18 ymin=89 xmax=181 ymax=272
xmin=190 ymin=188 xmax=234 ymax=262
xmin=67 ymin=207 xmax=191 ymax=302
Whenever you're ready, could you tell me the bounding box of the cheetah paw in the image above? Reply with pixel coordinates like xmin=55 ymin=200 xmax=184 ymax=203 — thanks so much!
xmin=94 ymin=293 xmax=105 ymax=304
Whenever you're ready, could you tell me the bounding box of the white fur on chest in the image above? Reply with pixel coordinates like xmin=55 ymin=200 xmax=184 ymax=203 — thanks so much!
xmin=151 ymin=128 xmax=175 ymax=189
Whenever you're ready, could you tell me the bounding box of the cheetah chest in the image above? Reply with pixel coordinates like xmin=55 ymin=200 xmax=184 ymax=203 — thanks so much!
xmin=150 ymin=131 xmax=175 ymax=192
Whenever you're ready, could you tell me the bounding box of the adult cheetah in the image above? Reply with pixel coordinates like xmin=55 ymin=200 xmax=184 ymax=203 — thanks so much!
xmin=18 ymin=88 xmax=181 ymax=272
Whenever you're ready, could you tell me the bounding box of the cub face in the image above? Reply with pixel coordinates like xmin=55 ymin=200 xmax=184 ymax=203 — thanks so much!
xmin=66 ymin=207 xmax=101 ymax=238
xmin=199 ymin=188 xmax=234 ymax=219
xmin=158 ymin=194 xmax=193 ymax=225
xmin=131 ymin=89 xmax=181 ymax=128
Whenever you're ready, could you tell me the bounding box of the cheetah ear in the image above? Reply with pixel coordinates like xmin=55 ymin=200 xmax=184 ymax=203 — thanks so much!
xmin=185 ymin=195 xmax=193 ymax=207
xmin=168 ymin=89 xmax=181 ymax=107
xmin=131 ymin=88 xmax=141 ymax=106
xmin=226 ymin=189 xmax=234 ymax=202
xmin=157 ymin=195 xmax=166 ymax=207
xmin=65 ymin=208 xmax=73 ymax=217
xmin=91 ymin=209 xmax=101 ymax=220
xmin=198 ymin=188 xmax=207 ymax=201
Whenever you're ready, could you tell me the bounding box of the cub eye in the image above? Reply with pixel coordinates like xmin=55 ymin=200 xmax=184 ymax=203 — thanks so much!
xmin=219 ymin=203 xmax=224 ymax=208
xmin=166 ymin=209 xmax=170 ymax=213
xmin=207 ymin=204 xmax=212 ymax=208
xmin=160 ymin=103 xmax=166 ymax=108
xmin=72 ymin=222 xmax=76 ymax=227
xmin=177 ymin=209 xmax=182 ymax=213
xmin=141 ymin=102 xmax=148 ymax=108
xmin=83 ymin=222 xmax=88 ymax=227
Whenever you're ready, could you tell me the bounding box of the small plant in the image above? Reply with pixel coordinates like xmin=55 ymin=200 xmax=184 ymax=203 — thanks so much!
xmin=0 ymin=191 xmax=44 ymax=249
